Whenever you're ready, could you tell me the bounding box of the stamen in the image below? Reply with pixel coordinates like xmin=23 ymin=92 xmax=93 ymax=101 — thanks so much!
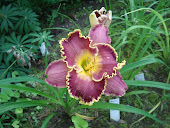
xmin=83 ymin=56 xmax=95 ymax=74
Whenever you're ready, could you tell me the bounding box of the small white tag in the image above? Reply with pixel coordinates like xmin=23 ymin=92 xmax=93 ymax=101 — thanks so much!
xmin=40 ymin=42 xmax=49 ymax=56
xmin=109 ymin=98 xmax=120 ymax=122
xmin=134 ymin=73 xmax=145 ymax=81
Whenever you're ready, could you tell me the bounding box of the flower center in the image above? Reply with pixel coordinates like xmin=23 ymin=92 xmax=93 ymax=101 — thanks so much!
xmin=75 ymin=49 xmax=96 ymax=76
xmin=81 ymin=56 xmax=95 ymax=74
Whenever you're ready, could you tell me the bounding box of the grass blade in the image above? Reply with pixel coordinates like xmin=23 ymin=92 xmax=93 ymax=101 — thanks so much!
xmin=125 ymin=80 xmax=170 ymax=90
xmin=72 ymin=102 xmax=165 ymax=125
xmin=41 ymin=113 xmax=56 ymax=128
xmin=124 ymin=90 xmax=151 ymax=97
xmin=120 ymin=57 xmax=165 ymax=74
xmin=0 ymin=100 xmax=54 ymax=114
xmin=45 ymin=27 xmax=72 ymax=32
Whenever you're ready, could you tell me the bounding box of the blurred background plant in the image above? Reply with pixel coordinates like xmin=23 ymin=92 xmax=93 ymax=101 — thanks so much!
xmin=0 ymin=0 xmax=169 ymax=127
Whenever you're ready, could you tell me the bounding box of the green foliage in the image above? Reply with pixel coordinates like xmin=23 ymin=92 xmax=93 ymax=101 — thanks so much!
xmin=1 ymin=33 xmax=39 ymax=67
xmin=0 ymin=0 xmax=169 ymax=127
xmin=0 ymin=3 xmax=40 ymax=74
xmin=12 ymin=120 xmax=20 ymax=128
xmin=41 ymin=113 xmax=56 ymax=128
xmin=0 ymin=76 xmax=169 ymax=126
xmin=13 ymin=0 xmax=32 ymax=10
xmin=110 ymin=0 xmax=169 ymax=81
xmin=31 ymin=31 xmax=55 ymax=46
xmin=0 ymin=59 xmax=31 ymax=79
xmin=15 ymin=8 xmax=41 ymax=34
xmin=4 ymin=33 xmax=35 ymax=51
xmin=0 ymin=4 xmax=19 ymax=32
xmin=71 ymin=116 xmax=88 ymax=128
xmin=0 ymin=88 xmax=20 ymax=103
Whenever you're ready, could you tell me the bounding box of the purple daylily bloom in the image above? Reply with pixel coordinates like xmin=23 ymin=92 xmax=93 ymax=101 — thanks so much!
xmin=45 ymin=7 xmax=128 ymax=105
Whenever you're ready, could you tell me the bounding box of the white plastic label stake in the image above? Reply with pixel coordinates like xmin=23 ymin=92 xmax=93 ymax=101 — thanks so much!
xmin=109 ymin=98 xmax=120 ymax=122
xmin=134 ymin=73 xmax=145 ymax=81
xmin=40 ymin=42 xmax=49 ymax=56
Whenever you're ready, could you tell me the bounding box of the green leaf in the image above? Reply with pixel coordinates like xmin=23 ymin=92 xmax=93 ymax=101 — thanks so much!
xmin=5 ymin=36 xmax=15 ymax=44
xmin=6 ymin=52 xmax=14 ymax=63
xmin=24 ymin=55 xmax=29 ymax=65
xmin=124 ymin=90 xmax=151 ymax=97
xmin=0 ymin=84 xmax=57 ymax=102
xmin=72 ymin=102 xmax=165 ymax=125
xmin=12 ymin=120 xmax=20 ymax=128
xmin=4 ymin=19 xmax=8 ymax=32
xmin=20 ymin=34 xmax=29 ymax=43
xmin=0 ymin=5 xmax=18 ymax=32
xmin=12 ymin=71 xmax=19 ymax=78
xmin=0 ymin=76 xmax=59 ymax=102
xmin=7 ymin=19 xmax=14 ymax=29
xmin=41 ymin=113 xmax=56 ymax=128
xmin=0 ymin=100 xmax=53 ymax=114
xmin=32 ymin=38 xmax=41 ymax=43
xmin=19 ymin=21 xmax=24 ymax=34
xmin=71 ymin=116 xmax=88 ymax=128
xmin=0 ymin=93 xmax=10 ymax=103
xmin=120 ymin=57 xmax=166 ymax=73
xmin=15 ymin=108 xmax=23 ymax=114
xmin=15 ymin=20 xmax=23 ymax=30
xmin=47 ymin=27 xmax=72 ymax=32
xmin=16 ymin=8 xmax=40 ymax=33
xmin=125 ymin=80 xmax=170 ymax=90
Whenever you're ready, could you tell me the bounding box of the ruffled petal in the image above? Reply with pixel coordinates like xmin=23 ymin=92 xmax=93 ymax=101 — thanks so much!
xmin=104 ymin=73 xmax=128 ymax=96
xmin=60 ymin=30 xmax=97 ymax=68
xmin=45 ymin=60 xmax=69 ymax=88
xmin=67 ymin=68 xmax=106 ymax=105
xmin=92 ymin=43 xmax=118 ymax=81
xmin=89 ymin=24 xmax=111 ymax=46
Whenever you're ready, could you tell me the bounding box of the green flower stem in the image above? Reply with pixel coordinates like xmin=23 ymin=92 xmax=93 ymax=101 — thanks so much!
xmin=109 ymin=0 xmax=112 ymax=10
xmin=0 ymin=60 xmax=17 ymax=79
xmin=44 ymin=43 xmax=47 ymax=69
xmin=45 ymin=52 xmax=47 ymax=69
xmin=103 ymin=0 xmax=108 ymax=11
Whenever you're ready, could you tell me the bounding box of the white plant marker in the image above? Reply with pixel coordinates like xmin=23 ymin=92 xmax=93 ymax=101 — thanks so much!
xmin=40 ymin=42 xmax=49 ymax=56
xmin=109 ymin=98 xmax=120 ymax=122
xmin=134 ymin=73 xmax=145 ymax=81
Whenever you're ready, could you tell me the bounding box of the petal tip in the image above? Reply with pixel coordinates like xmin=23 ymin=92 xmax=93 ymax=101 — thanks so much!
xmin=66 ymin=69 xmax=106 ymax=105
xmin=45 ymin=60 xmax=68 ymax=88
xmin=104 ymin=73 xmax=128 ymax=96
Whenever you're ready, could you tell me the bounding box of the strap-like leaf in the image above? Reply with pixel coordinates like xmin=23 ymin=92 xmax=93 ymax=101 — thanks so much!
xmin=125 ymin=80 xmax=170 ymax=90
xmin=0 ymin=100 xmax=54 ymax=114
xmin=72 ymin=102 xmax=165 ymax=125
xmin=0 ymin=84 xmax=58 ymax=102
xmin=41 ymin=113 xmax=57 ymax=128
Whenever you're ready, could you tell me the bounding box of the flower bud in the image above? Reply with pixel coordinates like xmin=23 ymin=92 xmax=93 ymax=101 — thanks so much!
xmin=89 ymin=7 xmax=112 ymax=29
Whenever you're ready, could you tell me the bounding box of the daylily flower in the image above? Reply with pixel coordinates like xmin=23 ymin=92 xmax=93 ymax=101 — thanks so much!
xmin=45 ymin=7 xmax=127 ymax=105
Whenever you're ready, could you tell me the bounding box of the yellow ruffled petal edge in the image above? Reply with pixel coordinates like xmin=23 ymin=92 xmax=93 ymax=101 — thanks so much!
xmin=92 ymin=43 xmax=120 ymax=81
xmin=66 ymin=67 xmax=107 ymax=106
xmin=105 ymin=60 xmax=126 ymax=79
